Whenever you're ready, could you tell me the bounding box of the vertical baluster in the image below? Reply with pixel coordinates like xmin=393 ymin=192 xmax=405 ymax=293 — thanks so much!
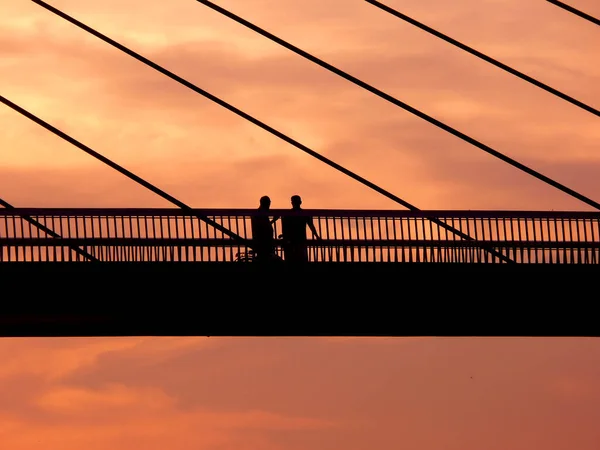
xmin=590 ymin=217 xmax=598 ymax=264
xmin=567 ymin=217 xmax=574 ymax=264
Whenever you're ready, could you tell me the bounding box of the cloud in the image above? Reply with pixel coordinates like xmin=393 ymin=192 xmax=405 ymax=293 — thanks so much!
xmin=547 ymin=375 xmax=600 ymax=402
xmin=1 ymin=0 xmax=599 ymax=212
xmin=1 ymin=337 xmax=600 ymax=450
xmin=2 ymin=398 xmax=333 ymax=450
xmin=36 ymin=384 xmax=174 ymax=414
xmin=0 ymin=338 xmax=144 ymax=380
xmin=2 ymin=2 xmax=600 ymax=449
xmin=3 ymin=116 xmax=600 ymax=212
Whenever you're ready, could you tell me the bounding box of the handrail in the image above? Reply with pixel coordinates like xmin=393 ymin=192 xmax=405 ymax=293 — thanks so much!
xmin=1 ymin=208 xmax=599 ymax=220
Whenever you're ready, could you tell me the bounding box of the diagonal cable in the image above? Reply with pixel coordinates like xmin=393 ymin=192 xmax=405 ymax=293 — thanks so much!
xmin=546 ymin=0 xmax=600 ymax=26
xmin=31 ymin=0 xmax=517 ymax=263
xmin=366 ymin=0 xmax=599 ymax=117
xmin=0 ymin=197 xmax=98 ymax=261
xmin=0 ymin=95 xmax=246 ymax=243
xmin=191 ymin=0 xmax=600 ymax=211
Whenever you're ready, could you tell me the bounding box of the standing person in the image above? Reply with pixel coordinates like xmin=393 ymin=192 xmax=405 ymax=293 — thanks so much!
xmin=250 ymin=196 xmax=276 ymax=262
xmin=281 ymin=195 xmax=320 ymax=263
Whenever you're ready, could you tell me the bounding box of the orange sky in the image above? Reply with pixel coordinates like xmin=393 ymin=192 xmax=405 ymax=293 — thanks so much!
xmin=1 ymin=0 xmax=599 ymax=210
xmin=2 ymin=4 xmax=599 ymax=449
xmin=0 ymin=337 xmax=598 ymax=450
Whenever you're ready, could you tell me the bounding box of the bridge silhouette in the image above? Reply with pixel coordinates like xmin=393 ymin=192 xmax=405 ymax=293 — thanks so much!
xmin=1 ymin=1 xmax=598 ymax=336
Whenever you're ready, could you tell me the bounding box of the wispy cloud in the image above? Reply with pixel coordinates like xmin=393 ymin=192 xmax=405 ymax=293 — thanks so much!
xmin=1 ymin=0 xmax=598 ymax=210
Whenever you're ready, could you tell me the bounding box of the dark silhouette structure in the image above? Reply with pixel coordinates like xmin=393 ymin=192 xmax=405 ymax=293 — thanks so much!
xmin=281 ymin=195 xmax=321 ymax=263
xmin=1 ymin=207 xmax=599 ymax=264
xmin=364 ymin=0 xmax=598 ymax=117
xmin=545 ymin=0 xmax=600 ymax=27
xmin=193 ymin=0 xmax=600 ymax=206
xmin=1 ymin=1 xmax=598 ymax=337
xmin=22 ymin=0 xmax=600 ymax=264
xmin=2 ymin=260 xmax=598 ymax=337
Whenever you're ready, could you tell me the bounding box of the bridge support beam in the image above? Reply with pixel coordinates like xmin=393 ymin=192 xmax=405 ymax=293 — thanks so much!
xmin=0 ymin=262 xmax=595 ymax=336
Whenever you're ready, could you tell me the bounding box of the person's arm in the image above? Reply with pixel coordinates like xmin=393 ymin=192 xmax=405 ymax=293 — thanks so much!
xmin=307 ymin=218 xmax=321 ymax=239
xmin=270 ymin=216 xmax=280 ymax=224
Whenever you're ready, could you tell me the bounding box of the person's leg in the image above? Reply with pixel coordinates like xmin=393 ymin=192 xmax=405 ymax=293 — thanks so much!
xmin=254 ymin=243 xmax=267 ymax=262
xmin=289 ymin=245 xmax=307 ymax=263
xmin=267 ymin=242 xmax=278 ymax=261
xmin=301 ymin=244 xmax=309 ymax=262
xmin=284 ymin=244 xmax=298 ymax=263
xmin=283 ymin=243 xmax=297 ymax=262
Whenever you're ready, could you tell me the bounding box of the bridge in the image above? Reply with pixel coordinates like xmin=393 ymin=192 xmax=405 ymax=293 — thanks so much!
xmin=1 ymin=207 xmax=597 ymax=337
xmin=1 ymin=1 xmax=598 ymax=336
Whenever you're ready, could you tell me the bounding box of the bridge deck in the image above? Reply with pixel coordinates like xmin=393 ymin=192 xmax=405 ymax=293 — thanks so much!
xmin=0 ymin=261 xmax=596 ymax=336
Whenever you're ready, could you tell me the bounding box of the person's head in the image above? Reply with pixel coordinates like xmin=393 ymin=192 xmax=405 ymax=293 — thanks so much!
xmin=291 ymin=195 xmax=302 ymax=209
xmin=259 ymin=196 xmax=271 ymax=209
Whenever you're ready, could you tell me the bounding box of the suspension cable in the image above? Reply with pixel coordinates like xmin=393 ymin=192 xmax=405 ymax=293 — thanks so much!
xmin=546 ymin=0 xmax=600 ymax=26
xmin=191 ymin=0 xmax=600 ymax=211
xmin=31 ymin=0 xmax=516 ymax=263
xmin=366 ymin=0 xmax=599 ymax=117
xmin=0 ymin=95 xmax=246 ymax=243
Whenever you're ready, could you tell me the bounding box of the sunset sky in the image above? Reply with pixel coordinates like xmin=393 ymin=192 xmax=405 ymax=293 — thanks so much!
xmin=1 ymin=0 xmax=599 ymax=210
xmin=2 ymin=3 xmax=600 ymax=450
xmin=0 ymin=337 xmax=598 ymax=450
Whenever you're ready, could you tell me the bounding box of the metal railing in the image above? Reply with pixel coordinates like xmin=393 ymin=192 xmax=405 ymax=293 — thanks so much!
xmin=0 ymin=208 xmax=599 ymax=264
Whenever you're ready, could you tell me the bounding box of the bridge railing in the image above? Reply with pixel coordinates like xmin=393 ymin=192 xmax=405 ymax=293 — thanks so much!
xmin=0 ymin=208 xmax=599 ymax=263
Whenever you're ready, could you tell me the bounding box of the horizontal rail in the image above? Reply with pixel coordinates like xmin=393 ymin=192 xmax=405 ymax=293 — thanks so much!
xmin=1 ymin=208 xmax=600 ymax=219
xmin=2 ymin=238 xmax=600 ymax=250
xmin=1 ymin=243 xmax=597 ymax=264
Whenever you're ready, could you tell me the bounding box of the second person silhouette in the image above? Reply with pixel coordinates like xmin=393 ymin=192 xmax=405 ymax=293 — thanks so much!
xmin=281 ymin=195 xmax=320 ymax=263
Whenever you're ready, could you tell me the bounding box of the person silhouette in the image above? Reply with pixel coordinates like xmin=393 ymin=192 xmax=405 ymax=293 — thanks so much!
xmin=250 ymin=196 xmax=276 ymax=262
xmin=281 ymin=195 xmax=320 ymax=263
